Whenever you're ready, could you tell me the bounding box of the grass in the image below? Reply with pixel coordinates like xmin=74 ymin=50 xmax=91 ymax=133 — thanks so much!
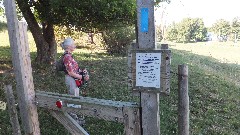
xmin=169 ymin=41 xmax=240 ymax=64
xmin=0 ymin=29 xmax=240 ymax=135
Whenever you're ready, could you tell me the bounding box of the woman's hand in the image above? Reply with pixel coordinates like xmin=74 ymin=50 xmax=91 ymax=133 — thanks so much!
xmin=84 ymin=75 xmax=89 ymax=81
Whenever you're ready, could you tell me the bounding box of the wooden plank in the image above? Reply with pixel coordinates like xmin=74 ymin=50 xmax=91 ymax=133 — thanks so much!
xmin=127 ymin=42 xmax=141 ymax=97
xmin=4 ymin=85 xmax=21 ymax=135
xmin=4 ymin=0 xmax=40 ymax=133
xmin=35 ymin=91 xmax=139 ymax=123
xmin=137 ymin=0 xmax=160 ymax=134
xmin=123 ymin=107 xmax=141 ymax=135
xmin=178 ymin=65 xmax=189 ymax=135
xmin=50 ymin=110 xmax=89 ymax=135
xmin=160 ymin=44 xmax=171 ymax=95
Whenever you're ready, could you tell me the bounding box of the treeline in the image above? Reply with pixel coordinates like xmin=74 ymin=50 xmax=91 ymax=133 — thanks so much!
xmin=158 ymin=17 xmax=240 ymax=43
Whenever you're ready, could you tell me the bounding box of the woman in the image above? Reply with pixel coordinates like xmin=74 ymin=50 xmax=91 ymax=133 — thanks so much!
xmin=61 ymin=37 xmax=89 ymax=96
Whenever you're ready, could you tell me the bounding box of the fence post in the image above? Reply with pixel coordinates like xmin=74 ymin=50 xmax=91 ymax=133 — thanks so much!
xmin=4 ymin=85 xmax=22 ymax=135
xmin=178 ymin=65 xmax=189 ymax=135
xmin=160 ymin=44 xmax=171 ymax=95
xmin=4 ymin=0 xmax=40 ymax=134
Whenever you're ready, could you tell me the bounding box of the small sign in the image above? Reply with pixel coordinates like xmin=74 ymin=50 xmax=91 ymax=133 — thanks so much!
xmin=67 ymin=103 xmax=81 ymax=109
xmin=136 ymin=53 xmax=161 ymax=88
xmin=140 ymin=8 xmax=149 ymax=32
xmin=0 ymin=101 xmax=7 ymax=110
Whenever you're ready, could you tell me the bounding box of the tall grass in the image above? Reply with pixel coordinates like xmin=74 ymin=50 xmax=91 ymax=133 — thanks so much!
xmin=0 ymin=28 xmax=239 ymax=134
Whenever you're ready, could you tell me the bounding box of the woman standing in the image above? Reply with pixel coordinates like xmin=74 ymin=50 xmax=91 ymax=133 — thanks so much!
xmin=60 ymin=37 xmax=89 ymax=126
xmin=61 ymin=37 xmax=89 ymax=96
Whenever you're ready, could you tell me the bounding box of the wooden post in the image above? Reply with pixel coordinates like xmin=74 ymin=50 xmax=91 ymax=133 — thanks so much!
xmin=4 ymin=85 xmax=22 ymax=135
xmin=178 ymin=65 xmax=189 ymax=135
xmin=123 ymin=107 xmax=141 ymax=135
xmin=4 ymin=0 xmax=40 ymax=134
xmin=160 ymin=44 xmax=171 ymax=95
xmin=137 ymin=0 xmax=160 ymax=135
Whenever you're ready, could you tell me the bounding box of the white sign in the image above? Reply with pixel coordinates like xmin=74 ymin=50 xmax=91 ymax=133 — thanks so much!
xmin=67 ymin=103 xmax=81 ymax=109
xmin=136 ymin=53 xmax=161 ymax=88
xmin=0 ymin=101 xmax=7 ymax=110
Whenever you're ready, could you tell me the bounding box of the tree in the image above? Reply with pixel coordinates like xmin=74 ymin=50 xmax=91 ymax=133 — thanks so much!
xmin=156 ymin=25 xmax=163 ymax=42
xmin=165 ymin=18 xmax=207 ymax=43
xmin=165 ymin=22 xmax=178 ymax=41
xmin=211 ymin=19 xmax=231 ymax=41
xmin=15 ymin=0 xmax=136 ymax=64
xmin=231 ymin=17 xmax=240 ymax=42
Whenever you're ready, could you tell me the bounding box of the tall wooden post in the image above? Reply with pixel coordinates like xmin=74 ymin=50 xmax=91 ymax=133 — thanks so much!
xmin=178 ymin=65 xmax=189 ymax=135
xmin=137 ymin=0 xmax=160 ymax=135
xmin=4 ymin=0 xmax=40 ymax=134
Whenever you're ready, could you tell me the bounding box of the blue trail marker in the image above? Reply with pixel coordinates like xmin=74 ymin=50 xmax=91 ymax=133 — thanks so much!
xmin=140 ymin=8 xmax=149 ymax=32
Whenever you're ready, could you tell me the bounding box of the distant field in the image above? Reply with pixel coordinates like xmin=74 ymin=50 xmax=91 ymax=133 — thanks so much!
xmin=168 ymin=41 xmax=240 ymax=64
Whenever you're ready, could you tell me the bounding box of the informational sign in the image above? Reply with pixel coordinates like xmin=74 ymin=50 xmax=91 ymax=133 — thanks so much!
xmin=136 ymin=52 xmax=161 ymax=88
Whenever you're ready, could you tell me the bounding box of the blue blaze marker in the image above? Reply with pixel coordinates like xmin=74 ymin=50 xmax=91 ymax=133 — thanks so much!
xmin=141 ymin=8 xmax=148 ymax=32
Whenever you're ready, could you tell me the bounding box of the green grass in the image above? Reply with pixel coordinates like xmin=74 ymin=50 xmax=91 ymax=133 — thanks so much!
xmin=0 ymin=29 xmax=240 ymax=135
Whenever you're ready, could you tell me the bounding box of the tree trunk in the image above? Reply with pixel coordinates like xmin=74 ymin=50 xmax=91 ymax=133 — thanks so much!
xmin=16 ymin=0 xmax=56 ymax=64
xmin=42 ymin=22 xmax=57 ymax=64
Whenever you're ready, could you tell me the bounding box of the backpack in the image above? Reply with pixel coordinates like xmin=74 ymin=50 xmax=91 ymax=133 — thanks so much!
xmin=55 ymin=52 xmax=68 ymax=73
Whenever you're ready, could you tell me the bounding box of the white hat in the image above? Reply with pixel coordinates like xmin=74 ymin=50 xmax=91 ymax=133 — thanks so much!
xmin=61 ymin=37 xmax=74 ymax=50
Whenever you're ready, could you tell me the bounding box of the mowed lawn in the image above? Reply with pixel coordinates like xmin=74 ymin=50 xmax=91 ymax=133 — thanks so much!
xmin=169 ymin=41 xmax=240 ymax=64
xmin=0 ymin=30 xmax=240 ymax=135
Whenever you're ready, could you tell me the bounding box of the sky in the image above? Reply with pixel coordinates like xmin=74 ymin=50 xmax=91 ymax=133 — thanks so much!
xmin=155 ymin=0 xmax=240 ymax=27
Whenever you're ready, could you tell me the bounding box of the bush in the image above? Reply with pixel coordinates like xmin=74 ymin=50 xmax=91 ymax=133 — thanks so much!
xmin=0 ymin=22 xmax=7 ymax=32
xmin=102 ymin=26 xmax=135 ymax=55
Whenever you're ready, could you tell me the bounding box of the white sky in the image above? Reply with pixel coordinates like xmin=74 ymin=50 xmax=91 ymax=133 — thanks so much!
xmin=155 ymin=0 xmax=240 ymax=27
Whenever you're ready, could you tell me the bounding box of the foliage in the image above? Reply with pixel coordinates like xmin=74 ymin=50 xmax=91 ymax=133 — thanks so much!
xmin=211 ymin=19 xmax=231 ymax=42
xmin=32 ymin=0 xmax=136 ymax=32
xmin=102 ymin=26 xmax=135 ymax=55
xmin=54 ymin=26 xmax=87 ymax=45
xmin=166 ymin=18 xmax=207 ymax=43
xmin=0 ymin=21 xmax=7 ymax=31
xmin=165 ymin=22 xmax=178 ymax=41
xmin=230 ymin=17 xmax=240 ymax=42
xmin=156 ymin=25 xmax=163 ymax=42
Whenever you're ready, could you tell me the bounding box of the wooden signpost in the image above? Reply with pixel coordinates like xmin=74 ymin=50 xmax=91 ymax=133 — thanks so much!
xmin=137 ymin=0 xmax=161 ymax=134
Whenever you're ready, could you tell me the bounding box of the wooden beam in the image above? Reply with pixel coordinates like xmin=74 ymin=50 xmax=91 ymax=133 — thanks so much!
xmin=36 ymin=91 xmax=139 ymax=123
xmin=4 ymin=85 xmax=21 ymax=135
xmin=50 ymin=110 xmax=89 ymax=135
xmin=137 ymin=0 xmax=160 ymax=134
xmin=4 ymin=0 xmax=40 ymax=133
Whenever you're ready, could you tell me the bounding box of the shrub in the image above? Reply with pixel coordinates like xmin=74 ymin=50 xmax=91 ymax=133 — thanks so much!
xmin=0 ymin=22 xmax=7 ymax=32
xmin=102 ymin=26 xmax=135 ymax=55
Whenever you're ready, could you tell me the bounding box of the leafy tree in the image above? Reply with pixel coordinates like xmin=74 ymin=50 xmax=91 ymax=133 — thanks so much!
xmin=230 ymin=17 xmax=240 ymax=42
xmin=166 ymin=18 xmax=207 ymax=43
xmin=211 ymin=19 xmax=231 ymax=41
xmin=156 ymin=25 xmax=163 ymax=42
xmin=14 ymin=0 xmax=136 ymax=64
xmin=165 ymin=22 xmax=178 ymax=41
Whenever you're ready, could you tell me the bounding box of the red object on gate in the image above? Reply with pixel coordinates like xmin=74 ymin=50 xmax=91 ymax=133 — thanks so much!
xmin=56 ymin=100 xmax=63 ymax=108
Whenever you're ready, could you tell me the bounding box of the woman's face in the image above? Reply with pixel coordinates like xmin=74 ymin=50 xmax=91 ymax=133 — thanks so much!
xmin=68 ymin=44 xmax=76 ymax=52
